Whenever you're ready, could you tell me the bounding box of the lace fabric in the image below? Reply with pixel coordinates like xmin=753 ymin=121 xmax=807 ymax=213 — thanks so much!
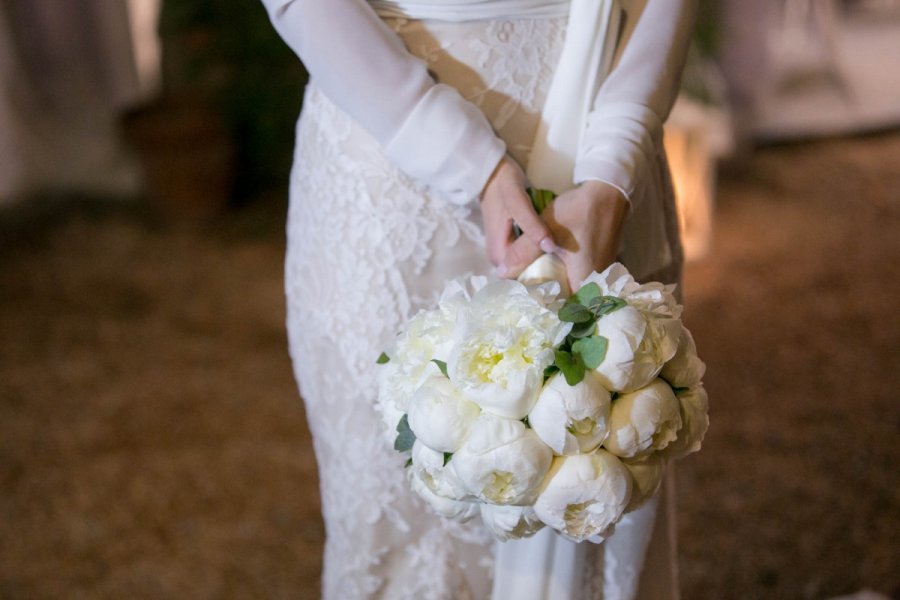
xmin=284 ymin=15 xmax=680 ymax=599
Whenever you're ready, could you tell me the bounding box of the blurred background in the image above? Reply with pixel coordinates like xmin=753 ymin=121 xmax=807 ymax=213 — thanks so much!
xmin=0 ymin=0 xmax=898 ymax=598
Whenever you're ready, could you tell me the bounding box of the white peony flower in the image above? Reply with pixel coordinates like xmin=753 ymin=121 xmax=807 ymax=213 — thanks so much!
xmin=376 ymin=307 xmax=453 ymax=431
xmin=592 ymin=306 xmax=682 ymax=393
xmin=480 ymin=503 xmax=545 ymax=542
xmin=660 ymin=327 xmax=706 ymax=389
xmin=410 ymin=441 xmax=470 ymax=500
xmin=407 ymin=376 xmax=481 ymax=453
xmin=452 ymin=413 xmax=553 ymax=505
xmin=409 ymin=470 xmax=479 ymax=523
xmin=448 ymin=279 xmax=571 ymax=419
xmin=604 ymin=379 xmax=682 ymax=459
xmin=375 ymin=364 xmax=407 ymax=442
xmin=580 ymin=262 xmax=682 ymax=319
xmin=533 ymin=451 xmax=632 ymax=543
xmin=662 ymin=385 xmax=709 ymax=461
xmin=528 ymin=371 xmax=611 ymax=456
xmin=622 ymin=455 xmax=666 ymax=513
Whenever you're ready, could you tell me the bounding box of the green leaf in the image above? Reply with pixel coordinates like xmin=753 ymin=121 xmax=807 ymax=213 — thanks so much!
xmin=432 ymin=359 xmax=449 ymax=378
xmin=572 ymin=282 xmax=602 ymax=307
xmin=527 ymin=188 xmax=557 ymax=214
xmin=443 ymin=452 xmax=453 ymax=466
xmin=393 ymin=414 xmax=416 ymax=453
xmin=559 ymin=301 xmax=593 ymax=323
xmin=554 ymin=349 xmax=586 ymax=386
xmin=568 ymin=320 xmax=596 ymax=339
xmin=521 ymin=415 xmax=531 ymax=428
xmin=405 ymin=457 xmax=413 ymax=468
xmin=542 ymin=364 xmax=560 ymax=383
xmin=376 ymin=352 xmax=390 ymax=364
xmin=593 ymin=296 xmax=628 ymax=317
xmin=572 ymin=335 xmax=608 ymax=369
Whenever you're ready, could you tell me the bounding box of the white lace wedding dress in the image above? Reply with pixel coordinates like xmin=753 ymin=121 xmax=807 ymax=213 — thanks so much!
xmin=267 ymin=1 xmax=694 ymax=597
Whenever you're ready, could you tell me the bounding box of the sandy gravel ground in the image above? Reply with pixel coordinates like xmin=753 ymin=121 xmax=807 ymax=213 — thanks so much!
xmin=1 ymin=133 xmax=898 ymax=599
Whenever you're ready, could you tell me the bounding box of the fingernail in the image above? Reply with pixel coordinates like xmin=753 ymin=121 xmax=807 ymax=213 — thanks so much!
xmin=539 ymin=237 xmax=556 ymax=254
xmin=494 ymin=264 xmax=509 ymax=277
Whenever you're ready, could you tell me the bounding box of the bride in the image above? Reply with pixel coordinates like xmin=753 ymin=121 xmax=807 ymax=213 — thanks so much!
xmin=262 ymin=0 xmax=696 ymax=597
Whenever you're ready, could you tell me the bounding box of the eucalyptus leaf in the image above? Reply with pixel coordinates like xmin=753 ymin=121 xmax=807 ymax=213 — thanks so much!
xmin=376 ymin=352 xmax=390 ymax=364
xmin=394 ymin=414 xmax=416 ymax=453
xmin=573 ymin=282 xmax=602 ymax=307
xmin=593 ymin=296 xmax=628 ymax=317
xmin=572 ymin=335 xmax=608 ymax=369
xmin=559 ymin=302 xmax=593 ymax=323
xmin=568 ymin=320 xmax=597 ymax=339
xmin=443 ymin=452 xmax=453 ymax=466
xmin=432 ymin=359 xmax=449 ymax=378
xmin=554 ymin=349 xmax=586 ymax=386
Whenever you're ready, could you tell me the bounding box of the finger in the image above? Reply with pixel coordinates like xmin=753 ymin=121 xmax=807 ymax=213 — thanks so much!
xmin=481 ymin=196 xmax=513 ymax=266
xmin=505 ymin=190 xmax=556 ymax=252
xmin=500 ymin=235 xmax=544 ymax=279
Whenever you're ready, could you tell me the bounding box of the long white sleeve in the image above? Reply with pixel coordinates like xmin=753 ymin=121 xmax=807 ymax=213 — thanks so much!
xmin=261 ymin=0 xmax=506 ymax=204
xmin=574 ymin=0 xmax=697 ymax=200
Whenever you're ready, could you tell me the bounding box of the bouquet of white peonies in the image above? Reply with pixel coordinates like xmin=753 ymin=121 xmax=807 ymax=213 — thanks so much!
xmin=376 ymin=257 xmax=708 ymax=543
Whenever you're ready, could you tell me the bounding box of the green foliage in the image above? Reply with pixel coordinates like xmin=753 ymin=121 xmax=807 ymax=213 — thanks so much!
xmin=376 ymin=352 xmax=390 ymax=364
xmin=572 ymin=336 xmax=608 ymax=370
xmin=526 ymin=188 xmax=557 ymax=214
xmin=394 ymin=414 xmax=416 ymax=453
xmin=548 ymin=281 xmax=627 ymax=385
xmin=554 ymin=349 xmax=586 ymax=386
xmin=432 ymin=359 xmax=449 ymax=378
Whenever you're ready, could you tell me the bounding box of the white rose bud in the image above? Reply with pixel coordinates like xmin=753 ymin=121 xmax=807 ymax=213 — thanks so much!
xmin=623 ymin=455 xmax=666 ymax=513
xmin=663 ymin=385 xmax=709 ymax=460
xmin=604 ymin=379 xmax=682 ymax=459
xmin=410 ymin=441 xmax=470 ymax=500
xmin=409 ymin=471 xmax=479 ymax=523
xmin=407 ymin=376 xmax=481 ymax=453
xmin=533 ymin=451 xmax=632 ymax=543
xmin=529 ymin=372 xmax=611 ymax=456
xmin=660 ymin=327 xmax=706 ymax=389
xmin=452 ymin=413 xmax=553 ymax=505
xmin=480 ymin=504 xmax=545 ymax=542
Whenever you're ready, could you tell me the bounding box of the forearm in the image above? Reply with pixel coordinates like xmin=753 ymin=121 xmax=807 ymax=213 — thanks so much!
xmin=261 ymin=0 xmax=505 ymax=203
xmin=574 ymin=0 xmax=698 ymax=201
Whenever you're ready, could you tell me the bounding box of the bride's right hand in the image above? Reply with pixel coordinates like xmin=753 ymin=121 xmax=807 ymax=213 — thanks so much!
xmin=479 ymin=156 xmax=557 ymax=278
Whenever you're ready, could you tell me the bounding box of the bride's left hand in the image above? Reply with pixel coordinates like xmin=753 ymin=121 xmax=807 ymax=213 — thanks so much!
xmin=540 ymin=180 xmax=629 ymax=291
